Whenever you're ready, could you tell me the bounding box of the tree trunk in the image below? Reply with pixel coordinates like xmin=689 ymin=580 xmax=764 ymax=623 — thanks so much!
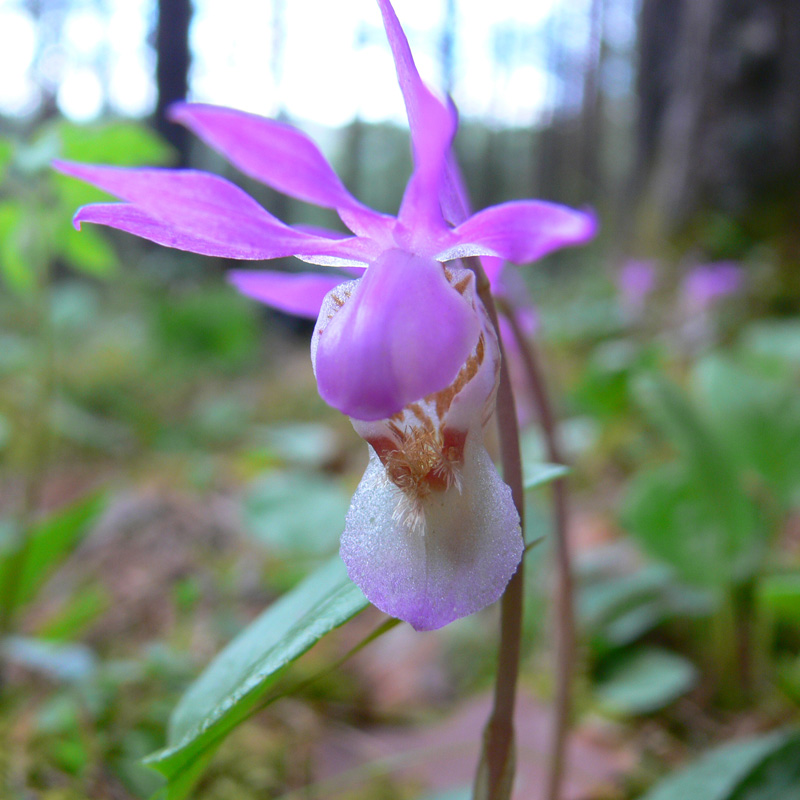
xmin=633 ymin=0 xmax=800 ymax=266
xmin=578 ymin=0 xmax=606 ymax=199
xmin=155 ymin=0 xmax=192 ymax=165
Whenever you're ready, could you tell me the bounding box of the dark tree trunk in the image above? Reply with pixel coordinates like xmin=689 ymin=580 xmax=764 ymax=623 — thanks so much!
xmin=155 ymin=0 xmax=192 ymax=165
xmin=578 ymin=0 xmax=606 ymax=199
xmin=633 ymin=0 xmax=800 ymax=269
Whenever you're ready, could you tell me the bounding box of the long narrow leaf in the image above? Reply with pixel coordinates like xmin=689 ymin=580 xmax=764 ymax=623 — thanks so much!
xmin=0 ymin=490 xmax=105 ymax=612
xmin=144 ymin=556 xmax=370 ymax=796
xmin=640 ymin=729 xmax=800 ymax=800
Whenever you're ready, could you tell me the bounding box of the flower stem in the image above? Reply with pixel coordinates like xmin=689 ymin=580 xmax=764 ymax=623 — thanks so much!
xmin=499 ymin=300 xmax=575 ymax=800
xmin=466 ymin=260 xmax=525 ymax=800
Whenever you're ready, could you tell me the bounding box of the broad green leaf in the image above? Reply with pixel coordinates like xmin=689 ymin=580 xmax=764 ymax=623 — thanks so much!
xmin=0 ymin=138 xmax=12 ymax=181
xmin=152 ymin=286 xmax=260 ymax=368
xmin=579 ymin=563 xmax=673 ymax=630
xmin=0 ymin=333 xmax=31 ymax=375
xmin=50 ymin=399 xmax=134 ymax=453
xmin=775 ymin=655 xmax=800 ymax=707
xmin=596 ymin=647 xmax=697 ymax=716
xmin=0 ymin=491 xmax=106 ymax=612
xmin=0 ymin=413 xmax=9 ymax=452
xmin=635 ymin=376 xmax=758 ymax=546
xmin=35 ymin=584 xmax=110 ymax=641
xmin=578 ymin=554 xmax=712 ymax=654
xmin=14 ymin=127 xmax=61 ymax=174
xmin=144 ymin=557 xmax=370 ymax=796
xmin=149 ymin=750 xmax=216 ymax=800
xmin=758 ymin=573 xmax=800 ymax=624
xmin=694 ymin=356 xmax=800 ymax=508
xmin=49 ymin=280 xmax=101 ymax=331
xmin=580 ymin=564 xmax=676 ymax=650
xmin=730 ymin=734 xmax=800 ymax=799
xmin=640 ymin=729 xmax=800 ymax=800
xmin=626 ymin=375 xmax=767 ymax=587
xmin=255 ymin=422 xmax=340 ymax=468
xmin=519 ymin=422 xmax=597 ymax=474
xmin=0 ymin=201 xmax=37 ymax=293
xmin=243 ymin=471 xmax=351 ymax=557
xmin=523 ymin=462 xmax=569 ymax=492
xmin=59 ymin=223 xmax=119 ymax=277
xmin=57 ymin=120 xmax=174 ymax=166
xmin=622 ymin=464 xmax=761 ymax=588
xmin=742 ymin=321 xmax=800 ymax=366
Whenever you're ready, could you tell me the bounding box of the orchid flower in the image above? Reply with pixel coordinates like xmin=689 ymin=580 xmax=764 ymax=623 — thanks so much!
xmin=618 ymin=259 xmax=657 ymax=315
xmin=682 ymin=261 xmax=743 ymax=312
xmin=54 ymin=0 xmax=596 ymax=630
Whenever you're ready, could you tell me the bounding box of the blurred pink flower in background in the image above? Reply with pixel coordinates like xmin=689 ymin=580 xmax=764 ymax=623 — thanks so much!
xmin=617 ymin=259 xmax=657 ymax=314
xmin=682 ymin=261 xmax=744 ymax=312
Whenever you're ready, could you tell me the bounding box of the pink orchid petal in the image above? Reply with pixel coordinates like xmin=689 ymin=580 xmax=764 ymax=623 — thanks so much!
xmin=55 ymin=160 xmax=371 ymax=263
xmin=377 ymin=0 xmax=455 ymax=237
xmin=440 ymin=151 xmax=472 ymax=226
xmin=73 ymin=203 xmax=288 ymax=260
xmin=439 ymin=200 xmax=598 ymax=264
xmin=169 ymin=103 xmax=391 ymax=239
xmin=481 ymin=256 xmax=505 ymax=287
xmin=229 ymin=270 xmax=343 ymax=319
xmin=340 ymin=436 xmax=523 ymax=630
xmin=313 ymin=249 xmax=480 ymax=420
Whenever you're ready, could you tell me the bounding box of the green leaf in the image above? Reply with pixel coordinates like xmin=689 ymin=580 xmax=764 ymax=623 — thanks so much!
xmin=523 ymin=462 xmax=569 ymax=492
xmin=758 ymin=573 xmax=800 ymax=624
xmin=0 ymin=491 xmax=106 ymax=612
xmin=50 ymin=398 xmax=134 ymax=453
xmin=596 ymin=647 xmax=697 ymax=716
xmin=35 ymin=584 xmax=110 ymax=641
xmin=579 ymin=563 xmax=673 ymax=628
xmin=578 ymin=552 xmax=713 ymax=655
xmin=0 ymin=138 xmax=12 ymax=182
xmin=0 ymin=333 xmax=31 ymax=375
xmin=0 ymin=201 xmax=37 ymax=293
xmin=144 ymin=557 xmax=370 ymax=797
xmin=13 ymin=128 xmax=61 ymax=175
xmin=623 ymin=463 xmax=761 ymax=588
xmin=580 ymin=564 xmax=675 ymax=650
xmin=152 ymin=286 xmax=260 ymax=368
xmin=635 ymin=377 xmax=758 ymax=543
xmin=244 ymin=471 xmax=352 ymax=558
xmin=59 ymin=223 xmax=119 ymax=278
xmin=148 ymin=750 xmax=216 ymax=800
xmin=640 ymin=729 xmax=800 ymax=800
xmin=624 ymin=376 xmax=767 ymax=587
xmin=742 ymin=321 xmax=800 ymax=366
xmin=255 ymin=423 xmax=340 ymax=469
xmin=693 ymin=356 xmax=800 ymax=509
xmin=731 ymin=734 xmax=800 ymax=799
xmin=0 ymin=413 xmax=9 ymax=452
xmin=57 ymin=120 xmax=174 ymax=166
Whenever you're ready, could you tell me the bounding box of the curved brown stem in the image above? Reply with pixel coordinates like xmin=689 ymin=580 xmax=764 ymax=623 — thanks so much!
xmin=465 ymin=259 xmax=525 ymax=800
xmin=499 ymin=299 xmax=574 ymax=800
